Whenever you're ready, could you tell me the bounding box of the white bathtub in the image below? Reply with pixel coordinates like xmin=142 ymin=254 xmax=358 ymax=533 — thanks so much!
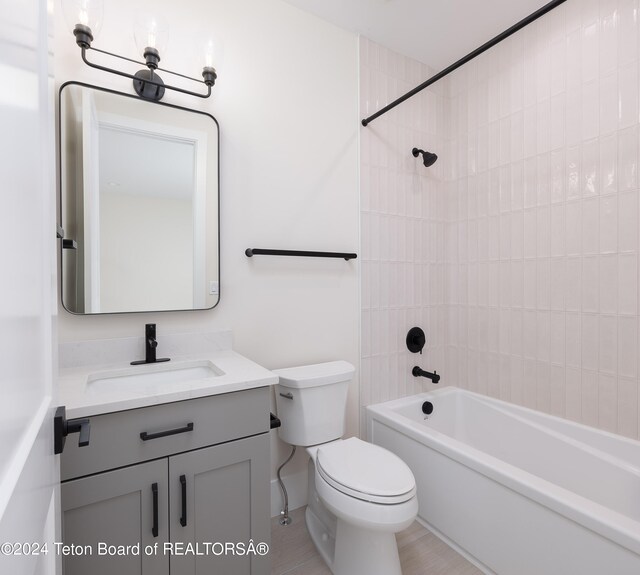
xmin=366 ymin=387 xmax=640 ymax=575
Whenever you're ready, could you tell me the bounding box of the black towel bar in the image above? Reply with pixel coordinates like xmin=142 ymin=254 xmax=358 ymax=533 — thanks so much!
xmin=245 ymin=248 xmax=357 ymax=261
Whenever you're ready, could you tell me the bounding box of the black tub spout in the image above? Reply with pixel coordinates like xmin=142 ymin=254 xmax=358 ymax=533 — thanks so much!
xmin=412 ymin=366 xmax=440 ymax=384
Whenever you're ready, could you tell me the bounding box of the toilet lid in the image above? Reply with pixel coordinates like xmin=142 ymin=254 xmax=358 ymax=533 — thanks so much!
xmin=274 ymin=360 xmax=355 ymax=389
xmin=316 ymin=438 xmax=416 ymax=504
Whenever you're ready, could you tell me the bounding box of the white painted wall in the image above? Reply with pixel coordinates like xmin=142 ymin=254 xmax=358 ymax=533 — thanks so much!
xmin=54 ymin=0 xmax=359 ymax=493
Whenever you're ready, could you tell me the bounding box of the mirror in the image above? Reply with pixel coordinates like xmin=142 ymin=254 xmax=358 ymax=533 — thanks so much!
xmin=58 ymin=82 xmax=219 ymax=314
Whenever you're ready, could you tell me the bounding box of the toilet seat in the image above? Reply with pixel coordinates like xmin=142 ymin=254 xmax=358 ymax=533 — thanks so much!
xmin=314 ymin=462 xmax=419 ymax=533
xmin=316 ymin=438 xmax=416 ymax=504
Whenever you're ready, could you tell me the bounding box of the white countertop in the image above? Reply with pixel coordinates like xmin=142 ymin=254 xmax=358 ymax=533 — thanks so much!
xmin=59 ymin=349 xmax=278 ymax=419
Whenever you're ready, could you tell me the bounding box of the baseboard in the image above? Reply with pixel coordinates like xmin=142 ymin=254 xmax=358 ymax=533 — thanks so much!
xmin=270 ymin=468 xmax=308 ymax=518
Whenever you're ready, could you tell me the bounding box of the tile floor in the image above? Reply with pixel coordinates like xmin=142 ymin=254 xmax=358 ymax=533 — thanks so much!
xmin=270 ymin=507 xmax=483 ymax=575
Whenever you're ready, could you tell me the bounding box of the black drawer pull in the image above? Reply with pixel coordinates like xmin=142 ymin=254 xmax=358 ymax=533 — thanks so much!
xmin=140 ymin=423 xmax=194 ymax=441
xmin=180 ymin=475 xmax=187 ymax=527
xmin=152 ymin=483 xmax=159 ymax=537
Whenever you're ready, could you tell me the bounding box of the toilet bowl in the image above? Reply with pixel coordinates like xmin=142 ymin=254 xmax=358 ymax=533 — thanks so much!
xmin=310 ymin=438 xmax=418 ymax=575
xmin=314 ymin=438 xmax=417 ymax=530
xmin=274 ymin=362 xmax=418 ymax=575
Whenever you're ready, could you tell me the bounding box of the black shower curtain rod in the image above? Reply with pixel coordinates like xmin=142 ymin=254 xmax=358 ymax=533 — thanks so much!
xmin=361 ymin=0 xmax=568 ymax=127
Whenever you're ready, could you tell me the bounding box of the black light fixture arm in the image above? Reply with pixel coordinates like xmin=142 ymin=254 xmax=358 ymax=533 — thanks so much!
xmin=80 ymin=46 xmax=214 ymax=99
xmin=361 ymin=0 xmax=567 ymax=127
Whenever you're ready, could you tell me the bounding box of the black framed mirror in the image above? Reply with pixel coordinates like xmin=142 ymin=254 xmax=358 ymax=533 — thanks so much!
xmin=58 ymin=82 xmax=220 ymax=314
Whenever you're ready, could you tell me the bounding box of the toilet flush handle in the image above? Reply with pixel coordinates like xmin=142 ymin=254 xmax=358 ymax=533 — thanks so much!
xmin=279 ymin=392 xmax=293 ymax=400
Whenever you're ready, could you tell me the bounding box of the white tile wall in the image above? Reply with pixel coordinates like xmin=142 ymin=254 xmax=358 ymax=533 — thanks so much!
xmin=445 ymin=0 xmax=640 ymax=439
xmin=359 ymin=37 xmax=445 ymax=434
xmin=360 ymin=0 xmax=640 ymax=440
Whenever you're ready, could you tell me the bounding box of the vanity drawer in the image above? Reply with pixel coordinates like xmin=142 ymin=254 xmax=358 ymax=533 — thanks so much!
xmin=61 ymin=387 xmax=270 ymax=481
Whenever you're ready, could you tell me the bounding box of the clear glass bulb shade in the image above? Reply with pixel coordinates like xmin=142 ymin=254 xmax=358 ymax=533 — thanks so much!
xmin=134 ymin=12 xmax=169 ymax=55
xmin=198 ymin=36 xmax=224 ymax=71
xmin=61 ymin=0 xmax=104 ymax=35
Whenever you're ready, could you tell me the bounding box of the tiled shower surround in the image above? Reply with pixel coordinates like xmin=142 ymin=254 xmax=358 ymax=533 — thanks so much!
xmin=360 ymin=37 xmax=446 ymax=434
xmin=360 ymin=0 xmax=640 ymax=439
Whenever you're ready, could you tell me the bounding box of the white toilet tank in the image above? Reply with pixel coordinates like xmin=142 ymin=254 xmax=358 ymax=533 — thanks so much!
xmin=274 ymin=361 xmax=355 ymax=447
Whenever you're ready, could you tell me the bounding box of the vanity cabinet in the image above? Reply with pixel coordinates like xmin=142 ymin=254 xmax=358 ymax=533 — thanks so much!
xmin=169 ymin=435 xmax=270 ymax=575
xmin=60 ymin=387 xmax=271 ymax=575
xmin=61 ymin=459 xmax=170 ymax=575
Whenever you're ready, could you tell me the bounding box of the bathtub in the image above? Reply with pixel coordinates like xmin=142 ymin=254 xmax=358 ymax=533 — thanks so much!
xmin=366 ymin=387 xmax=640 ymax=575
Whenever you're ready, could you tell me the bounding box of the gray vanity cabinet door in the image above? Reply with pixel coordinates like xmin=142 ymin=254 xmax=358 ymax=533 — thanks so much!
xmin=169 ymin=433 xmax=271 ymax=575
xmin=61 ymin=459 xmax=169 ymax=575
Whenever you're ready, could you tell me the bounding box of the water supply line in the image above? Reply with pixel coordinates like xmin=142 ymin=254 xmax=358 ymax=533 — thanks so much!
xmin=277 ymin=445 xmax=296 ymax=525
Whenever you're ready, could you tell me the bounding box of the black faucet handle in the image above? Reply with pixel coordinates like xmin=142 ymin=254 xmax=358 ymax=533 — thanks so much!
xmin=406 ymin=327 xmax=426 ymax=354
xmin=131 ymin=323 xmax=170 ymax=365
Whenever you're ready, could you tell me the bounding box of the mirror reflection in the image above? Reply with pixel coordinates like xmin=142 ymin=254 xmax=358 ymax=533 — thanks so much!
xmin=59 ymin=83 xmax=219 ymax=314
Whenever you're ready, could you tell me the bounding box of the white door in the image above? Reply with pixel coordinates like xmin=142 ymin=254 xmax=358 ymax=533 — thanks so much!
xmin=0 ymin=0 xmax=58 ymax=574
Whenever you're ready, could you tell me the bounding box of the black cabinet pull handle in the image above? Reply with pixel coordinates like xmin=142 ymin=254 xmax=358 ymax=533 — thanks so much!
xmin=54 ymin=407 xmax=91 ymax=454
xmin=73 ymin=419 xmax=91 ymax=447
xmin=180 ymin=475 xmax=187 ymax=527
xmin=152 ymin=483 xmax=159 ymax=537
xmin=140 ymin=422 xmax=194 ymax=441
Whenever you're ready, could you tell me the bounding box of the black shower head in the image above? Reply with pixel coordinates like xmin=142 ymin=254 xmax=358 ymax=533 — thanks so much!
xmin=412 ymin=147 xmax=438 ymax=168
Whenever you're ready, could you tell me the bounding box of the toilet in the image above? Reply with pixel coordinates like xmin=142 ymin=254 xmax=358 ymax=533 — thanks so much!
xmin=274 ymin=361 xmax=418 ymax=575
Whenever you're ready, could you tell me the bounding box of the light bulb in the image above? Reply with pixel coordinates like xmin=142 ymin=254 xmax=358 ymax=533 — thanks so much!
xmin=61 ymin=0 xmax=103 ymax=36
xmin=147 ymin=28 xmax=157 ymax=49
xmin=204 ymin=39 xmax=215 ymax=68
xmin=134 ymin=12 xmax=169 ymax=56
xmin=197 ymin=35 xmax=224 ymax=71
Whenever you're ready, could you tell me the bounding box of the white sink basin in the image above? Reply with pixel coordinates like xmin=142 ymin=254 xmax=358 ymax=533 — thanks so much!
xmin=87 ymin=360 xmax=224 ymax=394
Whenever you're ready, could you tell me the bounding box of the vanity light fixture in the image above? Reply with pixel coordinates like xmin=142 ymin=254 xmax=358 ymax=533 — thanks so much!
xmin=62 ymin=0 xmax=219 ymax=101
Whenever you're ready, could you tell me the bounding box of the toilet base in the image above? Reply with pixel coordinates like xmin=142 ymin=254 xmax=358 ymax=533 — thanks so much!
xmin=306 ymin=506 xmax=403 ymax=575
xmin=332 ymin=518 xmax=402 ymax=575
xmin=305 ymin=453 xmax=418 ymax=575
xmin=304 ymin=505 xmax=334 ymax=566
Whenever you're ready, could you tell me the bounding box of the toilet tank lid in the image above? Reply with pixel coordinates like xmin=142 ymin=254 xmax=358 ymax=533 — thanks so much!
xmin=274 ymin=361 xmax=355 ymax=389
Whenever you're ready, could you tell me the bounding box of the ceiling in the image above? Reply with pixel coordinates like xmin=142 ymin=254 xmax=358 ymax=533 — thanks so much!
xmin=282 ymin=0 xmax=556 ymax=70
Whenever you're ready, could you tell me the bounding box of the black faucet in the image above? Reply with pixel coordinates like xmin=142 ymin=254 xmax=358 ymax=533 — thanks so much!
xmin=412 ymin=366 xmax=440 ymax=384
xmin=131 ymin=323 xmax=171 ymax=365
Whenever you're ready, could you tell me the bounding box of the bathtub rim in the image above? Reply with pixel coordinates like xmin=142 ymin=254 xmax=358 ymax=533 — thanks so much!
xmin=366 ymin=386 xmax=640 ymax=557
